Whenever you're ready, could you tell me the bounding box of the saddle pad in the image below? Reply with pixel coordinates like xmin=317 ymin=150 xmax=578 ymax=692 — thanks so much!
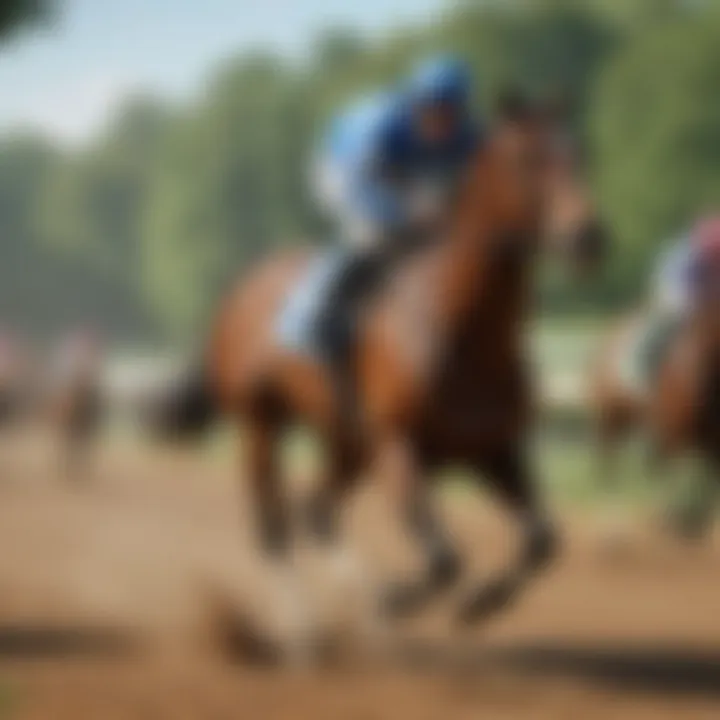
xmin=616 ymin=313 xmax=680 ymax=398
xmin=276 ymin=248 xmax=350 ymax=356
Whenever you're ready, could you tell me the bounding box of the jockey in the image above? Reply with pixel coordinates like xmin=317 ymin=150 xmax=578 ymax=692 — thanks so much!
xmin=640 ymin=215 xmax=720 ymax=377
xmin=312 ymin=54 xmax=481 ymax=428
xmin=653 ymin=216 xmax=720 ymax=314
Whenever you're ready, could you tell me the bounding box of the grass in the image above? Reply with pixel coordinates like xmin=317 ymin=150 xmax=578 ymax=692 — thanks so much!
xmin=200 ymin=423 xmax=667 ymax=508
xmin=537 ymin=433 xmax=652 ymax=508
xmin=109 ymin=315 xmax=720 ymax=515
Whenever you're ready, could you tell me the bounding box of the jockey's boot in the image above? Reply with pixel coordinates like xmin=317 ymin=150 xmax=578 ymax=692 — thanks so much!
xmin=316 ymin=251 xmax=381 ymax=439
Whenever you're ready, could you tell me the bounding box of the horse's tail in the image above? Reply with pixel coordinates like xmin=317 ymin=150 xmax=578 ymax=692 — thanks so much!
xmin=148 ymin=360 xmax=218 ymax=441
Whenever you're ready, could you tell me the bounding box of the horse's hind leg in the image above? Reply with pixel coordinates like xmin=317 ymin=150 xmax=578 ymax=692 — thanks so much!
xmin=594 ymin=413 xmax=635 ymax=544
xmin=596 ymin=413 xmax=619 ymax=492
xmin=243 ymin=415 xmax=289 ymax=557
xmin=458 ymin=444 xmax=557 ymax=625
xmin=304 ymin=437 xmax=361 ymax=545
xmin=380 ymin=436 xmax=462 ymax=619
xmin=303 ymin=439 xmax=379 ymax=639
xmin=305 ymin=439 xmax=362 ymax=588
xmin=242 ymin=415 xmax=313 ymax=659
xmin=664 ymin=453 xmax=718 ymax=542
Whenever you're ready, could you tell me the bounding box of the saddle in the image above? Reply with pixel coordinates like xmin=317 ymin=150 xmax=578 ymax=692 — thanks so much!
xmin=277 ymin=248 xmax=380 ymax=360
xmin=619 ymin=312 xmax=683 ymax=396
xmin=277 ymin=234 xmax=423 ymax=365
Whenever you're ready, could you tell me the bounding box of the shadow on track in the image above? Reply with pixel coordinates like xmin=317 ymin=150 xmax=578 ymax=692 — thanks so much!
xmin=0 ymin=623 xmax=138 ymax=660
xmin=396 ymin=640 xmax=720 ymax=698
xmin=204 ymin=595 xmax=720 ymax=700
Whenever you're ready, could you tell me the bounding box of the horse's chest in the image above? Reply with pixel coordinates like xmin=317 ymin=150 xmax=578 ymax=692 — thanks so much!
xmin=417 ymin=356 xmax=528 ymax=460
xmin=436 ymin=333 xmax=523 ymax=400
xmin=437 ymin=367 xmax=517 ymax=409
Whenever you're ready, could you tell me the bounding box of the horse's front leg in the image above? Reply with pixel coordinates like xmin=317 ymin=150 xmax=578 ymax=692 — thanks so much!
xmin=380 ymin=435 xmax=462 ymax=619
xmin=458 ymin=444 xmax=558 ymax=624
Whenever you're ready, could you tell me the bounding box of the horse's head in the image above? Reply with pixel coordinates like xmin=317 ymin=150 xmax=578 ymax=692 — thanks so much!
xmin=472 ymin=91 xmax=607 ymax=275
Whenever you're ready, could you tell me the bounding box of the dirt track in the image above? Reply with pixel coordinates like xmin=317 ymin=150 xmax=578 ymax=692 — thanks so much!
xmin=0 ymin=431 xmax=719 ymax=719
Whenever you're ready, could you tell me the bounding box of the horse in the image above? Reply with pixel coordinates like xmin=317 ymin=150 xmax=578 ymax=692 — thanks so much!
xmin=179 ymin=94 xmax=605 ymax=641
xmin=591 ymin=283 xmax=720 ymax=538
xmin=136 ymin=363 xmax=216 ymax=443
xmin=0 ymin=332 xmax=29 ymax=429
xmin=45 ymin=330 xmax=106 ymax=483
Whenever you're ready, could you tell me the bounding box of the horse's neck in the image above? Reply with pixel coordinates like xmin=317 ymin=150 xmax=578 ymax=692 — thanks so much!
xmin=455 ymin=254 xmax=530 ymax=376
xmin=436 ymin=209 xmax=533 ymax=355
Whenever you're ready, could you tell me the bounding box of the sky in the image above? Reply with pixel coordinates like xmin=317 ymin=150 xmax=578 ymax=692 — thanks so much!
xmin=0 ymin=0 xmax=445 ymax=144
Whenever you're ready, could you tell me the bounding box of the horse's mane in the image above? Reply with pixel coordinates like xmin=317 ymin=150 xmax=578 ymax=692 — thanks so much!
xmin=375 ymin=125 xmax=519 ymax=335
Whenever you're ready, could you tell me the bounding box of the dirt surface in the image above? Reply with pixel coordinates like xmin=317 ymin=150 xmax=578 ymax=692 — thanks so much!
xmin=0 ymin=430 xmax=719 ymax=719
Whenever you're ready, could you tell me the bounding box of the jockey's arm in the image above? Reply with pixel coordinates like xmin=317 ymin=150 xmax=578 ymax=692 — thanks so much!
xmin=347 ymin=129 xmax=461 ymax=247
xmin=312 ymin=148 xmax=409 ymax=250
xmin=321 ymin=134 xmax=414 ymax=250
xmin=314 ymin=104 xmax=479 ymax=250
xmin=347 ymin=166 xmax=408 ymax=242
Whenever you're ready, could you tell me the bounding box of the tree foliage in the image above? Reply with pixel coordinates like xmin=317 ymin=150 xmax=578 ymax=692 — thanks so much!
xmin=592 ymin=10 xmax=720 ymax=299
xmin=0 ymin=0 xmax=717 ymax=339
xmin=0 ymin=0 xmax=51 ymax=39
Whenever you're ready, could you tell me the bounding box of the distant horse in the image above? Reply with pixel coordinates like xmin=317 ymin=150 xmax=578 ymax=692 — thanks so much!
xmin=45 ymin=331 xmax=105 ymax=483
xmin=137 ymin=363 xmax=215 ymax=443
xmin=0 ymin=334 xmax=28 ymax=429
xmin=182 ymin=95 xmax=605 ymax=632
xmin=591 ymin=290 xmax=720 ymax=537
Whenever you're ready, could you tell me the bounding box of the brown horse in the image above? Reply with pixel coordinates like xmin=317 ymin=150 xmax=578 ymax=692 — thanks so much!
xmin=0 ymin=333 xmax=29 ymax=429
xmin=592 ymin=292 xmax=720 ymax=537
xmin=45 ymin=331 xmax=106 ymax=483
xmin=186 ymin=96 xmax=604 ymax=631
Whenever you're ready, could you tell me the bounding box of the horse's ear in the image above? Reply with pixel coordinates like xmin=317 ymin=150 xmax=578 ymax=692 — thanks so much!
xmin=494 ymin=87 xmax=534 ymax=124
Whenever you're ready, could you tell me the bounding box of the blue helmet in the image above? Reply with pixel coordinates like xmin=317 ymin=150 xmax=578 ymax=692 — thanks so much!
xmin=406 ymin=55 xmax=472 ymax=108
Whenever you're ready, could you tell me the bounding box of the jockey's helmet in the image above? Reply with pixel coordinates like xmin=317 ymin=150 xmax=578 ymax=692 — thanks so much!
xmin=407 ymin=55 xmax=472 ymax=109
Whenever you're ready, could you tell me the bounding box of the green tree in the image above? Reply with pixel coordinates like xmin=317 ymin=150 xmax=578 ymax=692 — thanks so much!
xmin=141 ymin=56 xmax=315 ymax=337
xmin=0 ymin=0 xmax=51 ymax=39
xmin=592 ymin=10 xmax=720 ymax=302
xmin=6 ymin=0 xmax=720 ymax=340
xmin=35 ymin=96 xmax=168 ymax=338
xmin=0 ymin=135 xmax=59 ymax=332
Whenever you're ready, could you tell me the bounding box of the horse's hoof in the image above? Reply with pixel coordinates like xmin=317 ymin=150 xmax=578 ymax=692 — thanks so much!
xmin=380 ymin=582 xmax=427 ymax=620
xmin=430 ymin=551 xmax=463 ymax=589
xmin=524 ymin=524 xmax=560 ymax=572
xmin=456 ymin=577 xmax=517 ymax=626
xmin=665 ymin=512 xmax=711 ymax=544
xmin=381 ymin=554 xmax=461 ymax=620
